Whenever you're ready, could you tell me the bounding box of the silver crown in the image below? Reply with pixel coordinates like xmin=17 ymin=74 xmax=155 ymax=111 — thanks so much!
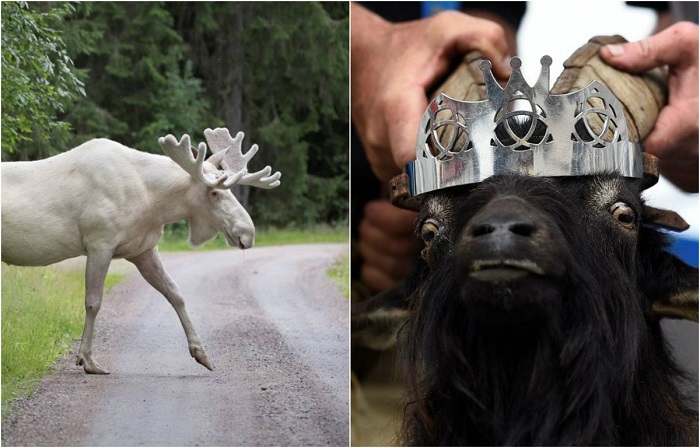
xmin=406 ymin=56 xmax=644 ymax=197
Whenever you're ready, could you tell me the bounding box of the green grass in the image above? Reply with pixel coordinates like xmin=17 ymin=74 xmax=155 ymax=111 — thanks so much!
xmin=157 ymin=223 xmax=349 ymax=252
xmin=1 ymin=264 xmax=124 ymax=411
xmin=327 ymin=253 xmax=350 ymax=299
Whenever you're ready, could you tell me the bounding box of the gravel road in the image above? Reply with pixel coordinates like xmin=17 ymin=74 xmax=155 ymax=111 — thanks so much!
xmin=2 ymin=243 xmax=349 ymax=447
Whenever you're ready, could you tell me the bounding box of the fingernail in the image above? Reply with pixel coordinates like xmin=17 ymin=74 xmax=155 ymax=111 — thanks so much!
xmin=605 ymin=44 xmax=625 ymax=57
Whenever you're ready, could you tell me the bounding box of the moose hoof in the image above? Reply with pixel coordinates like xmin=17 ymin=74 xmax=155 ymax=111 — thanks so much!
xmin=191 ymin=348 xmax=214 ymax=371
xmin=76 ymin=355 xmax=110 ymax=375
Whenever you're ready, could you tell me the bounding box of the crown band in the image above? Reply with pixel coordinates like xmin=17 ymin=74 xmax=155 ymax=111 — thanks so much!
xmin=405 ymin=56 xmax=645 ymax=197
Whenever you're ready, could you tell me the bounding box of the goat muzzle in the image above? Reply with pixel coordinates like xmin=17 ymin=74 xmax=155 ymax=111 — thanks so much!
xmin=454 ymin=195 xmax=568 ymax=284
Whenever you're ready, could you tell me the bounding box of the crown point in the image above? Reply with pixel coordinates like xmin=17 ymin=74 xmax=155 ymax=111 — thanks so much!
xmin=510 ymin=56 xmax=522 ymax=69
xmin=540 ymin=55 xmax=553 ymax=67
xmin=479 ymin=59 xmax=492 ymax=72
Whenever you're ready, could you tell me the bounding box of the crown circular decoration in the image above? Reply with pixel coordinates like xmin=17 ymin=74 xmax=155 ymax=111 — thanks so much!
xmin=574 ymin=91 xmax=619 ymax=147
xmin=493 ymin=98 xmax=549 ymax=150
xmin=428 ymin=105 xmax=470 ymax=161
xmin=405 ymin=55 xmax=645 ymax=197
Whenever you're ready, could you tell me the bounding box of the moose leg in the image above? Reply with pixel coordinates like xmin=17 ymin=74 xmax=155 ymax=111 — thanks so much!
xmin=76 ymin=250 xmax=113 ymax=374
xmin=127 ymin=247 xmax=213 ymax=371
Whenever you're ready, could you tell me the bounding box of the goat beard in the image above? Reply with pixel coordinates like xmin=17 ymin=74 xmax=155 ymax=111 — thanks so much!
xmin=458 ymin=274 xmax=563 ymax=329
xmin=399 ymin=260 xmax=644 ymax=446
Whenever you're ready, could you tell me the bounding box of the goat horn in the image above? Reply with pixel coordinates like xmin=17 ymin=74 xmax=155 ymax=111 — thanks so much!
xmin=389 ymin=173 xmax=422 ymax=211
xmin=551 ymin=35 xmax=666 ymax=191
xmin=641 ymin=153 xmax=659 ymax=190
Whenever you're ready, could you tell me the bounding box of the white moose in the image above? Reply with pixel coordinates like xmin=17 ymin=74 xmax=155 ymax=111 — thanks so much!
xmin=1 ymin=128 xmax=280 ymax=374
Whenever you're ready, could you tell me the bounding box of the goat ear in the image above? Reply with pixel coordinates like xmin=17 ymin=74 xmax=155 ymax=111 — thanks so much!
xmin=643 ymin=205 xmax=690 ymax=232
xmin=641 ymin=242 xmax=698 ymax=322
xmin=352 ymin=282 xmax=410 ymax=351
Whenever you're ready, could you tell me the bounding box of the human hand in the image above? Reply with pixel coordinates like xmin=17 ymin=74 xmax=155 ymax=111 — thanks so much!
xmin=600 ymin=22 xmax=699 ymax=192
xmin=351 ymin=3 xmax=512 ymax=182
xmin=358 ymin=199 xmax=421 ymax=292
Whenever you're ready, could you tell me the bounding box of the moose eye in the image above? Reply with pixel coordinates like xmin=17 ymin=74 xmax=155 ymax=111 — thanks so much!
xmin=610 ymin=202 xmax=636 ymax=229
xmin=420 ymin=219 xmax=440 ymax=244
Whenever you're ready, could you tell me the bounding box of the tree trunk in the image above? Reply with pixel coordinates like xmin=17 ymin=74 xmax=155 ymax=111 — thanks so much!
xmin=223 ymin=6 xmax=249 ymax=209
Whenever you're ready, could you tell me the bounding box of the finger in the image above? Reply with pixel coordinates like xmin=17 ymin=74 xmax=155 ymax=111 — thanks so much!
xmin=363 ymin=139 xmax=403 ymax=183
xmin=451 ymin=26 xmax=512 ymax=79
xmin=356 ymin=105 xmax=400 ymax=182
xmin=432 ymin=12 xmax=511 ymax=78
xmin=358 ymin=218 xmax=420 ymax=258
xmin=599 ymin=39 xmax=666 ymax=73
xmin=644 ymin=104 xmax=698 ymax=157
xmin=385 ymin=86 xmax=428 ymax=169
xmin=361 ymin=263 xmax=402 ymax=293
xmin=363 ymin=200 xmax=419 ymax=236
xmin=658 ymin=158 xmax=700 ymax=193
xmin=600 ymin=23 xmax=699 ymax=72
xmin=358 ymin=239 xmax=415 ymax=280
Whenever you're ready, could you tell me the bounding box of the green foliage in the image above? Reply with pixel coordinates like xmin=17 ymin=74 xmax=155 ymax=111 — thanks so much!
xmin=137 ymin=59 xmax=212 ymax=148
xmin=327 ymin=253 xmax=350 ymax=299
xmin=2 ymin=1 xmax=349 ymax=227
xmin=1 ymin=264 xmax=123 ymax=408
xmin=65 ymin=2 xmax=212 ymax=151
xmin=1 ymin=1 xmax=85 ymax=160
xmin=239 ymin=2 xmax=349 ymax=227
xmin=170 ymin=2 xmax=349 ymax=227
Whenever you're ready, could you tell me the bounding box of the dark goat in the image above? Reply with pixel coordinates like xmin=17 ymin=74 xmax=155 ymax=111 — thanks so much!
xmin=353 ymin=172 xmax=698 ymax=446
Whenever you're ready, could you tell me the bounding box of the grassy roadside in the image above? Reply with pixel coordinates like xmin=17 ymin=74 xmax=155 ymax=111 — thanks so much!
xmin=327 ymin=253 xmax=350 ymax=299
xmin=158 ymin=223 xmax=349 ymax=252
xmin=1 ymin=265 xmax=123 ymax=414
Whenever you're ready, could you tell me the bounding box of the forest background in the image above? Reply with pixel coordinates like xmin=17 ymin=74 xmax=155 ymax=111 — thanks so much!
xmin=1 ymin=1 xmax=349 ymax=229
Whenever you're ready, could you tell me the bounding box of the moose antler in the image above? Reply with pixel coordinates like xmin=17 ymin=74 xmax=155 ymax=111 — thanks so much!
xmin=203 ymin=127 xmax=281 ymax=189
xmin=158 ymin=134 xmax=244 ymax=189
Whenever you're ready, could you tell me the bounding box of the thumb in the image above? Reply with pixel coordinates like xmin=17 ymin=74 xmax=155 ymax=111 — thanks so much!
xmin=599 ymin=39 xmax=665 ymax=73
xmin=387 ymin=88 xmax=428 ymax=170
xmin=600 ymin=23 xmax=698 ymax=72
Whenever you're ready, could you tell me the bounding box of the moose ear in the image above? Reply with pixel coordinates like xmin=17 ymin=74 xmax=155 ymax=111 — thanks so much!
xmin=639 ymin=232 xmax=698 ymax=322
xmin=352 ymin=282 xmax=411 ymax=351
xmin=206 ymin=149 xmax=227 ymax=168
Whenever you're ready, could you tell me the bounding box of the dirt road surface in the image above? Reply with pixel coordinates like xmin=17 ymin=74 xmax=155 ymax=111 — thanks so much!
xmin=2 ymin=243 xmax=349 ymax=447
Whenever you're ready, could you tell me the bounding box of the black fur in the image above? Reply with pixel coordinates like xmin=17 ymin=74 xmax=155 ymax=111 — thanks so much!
xmin=398 ymin=173 xmax=698 ymax=446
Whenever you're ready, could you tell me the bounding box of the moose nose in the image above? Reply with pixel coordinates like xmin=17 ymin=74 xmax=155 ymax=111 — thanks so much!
xmin=238 ymin=234 xmax=254 ymax=250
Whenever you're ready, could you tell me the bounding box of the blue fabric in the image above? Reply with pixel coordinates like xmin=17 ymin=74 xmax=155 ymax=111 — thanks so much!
xmin=421 ymin=1 xmax=460 ymax=17
xmin=670 ymin=235 xmax=699 ymax=267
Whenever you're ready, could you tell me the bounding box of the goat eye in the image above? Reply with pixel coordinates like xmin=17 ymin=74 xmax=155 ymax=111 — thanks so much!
xmin=421 ymin=220 xmax=440 ymax=244
xmin=610 ymin=202 xmax=636 ymax=229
